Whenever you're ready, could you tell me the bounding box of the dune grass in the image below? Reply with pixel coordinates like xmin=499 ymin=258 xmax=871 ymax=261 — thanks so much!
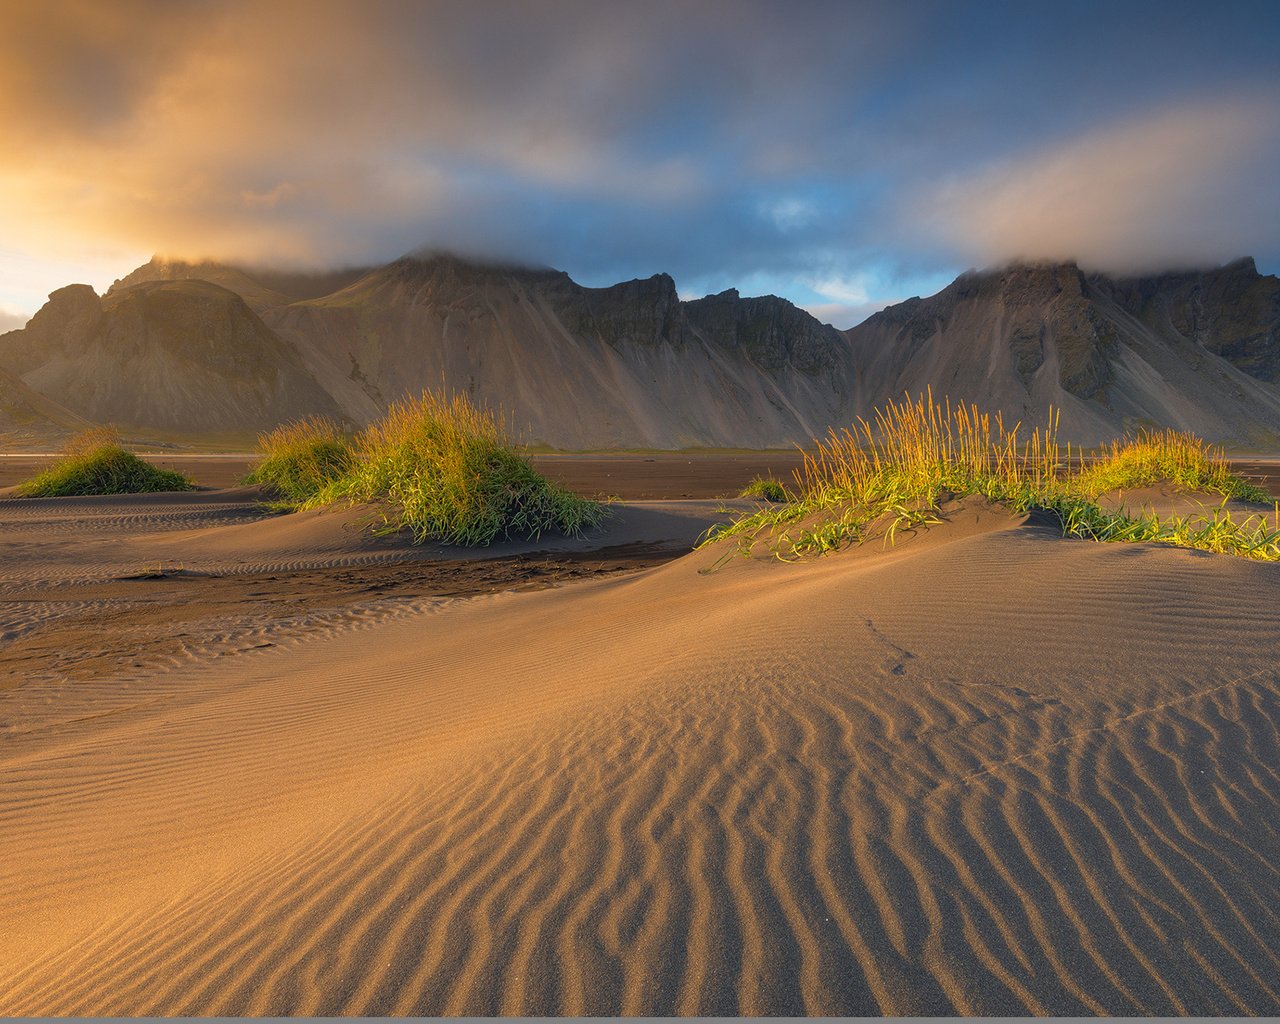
xmin=739 ymin=476 xmax=789 ymax=502
xmin=244 ymin=416 xmax=354 ymax=503
xmin=16 ymin=427 xmax=193 ymax=497
xmin=700 ymin=392 xmax=1280 ymax=563
xmin=260 ymin=392 xmax=606 ymax=546
xmin=1075 ymin=428 xmax=1270 ymax=502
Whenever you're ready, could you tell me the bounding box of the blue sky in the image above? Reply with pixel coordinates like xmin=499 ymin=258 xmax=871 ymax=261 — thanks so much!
xmin=1 ymin=0 xmax=1278 ymax=332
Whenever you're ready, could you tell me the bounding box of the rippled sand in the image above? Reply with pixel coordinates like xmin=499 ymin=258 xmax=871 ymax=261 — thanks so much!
xmin=2 ymin=490 xmax=1279 ymax=1014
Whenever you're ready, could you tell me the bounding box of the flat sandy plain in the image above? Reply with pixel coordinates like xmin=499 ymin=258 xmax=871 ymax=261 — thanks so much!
xmin=3 ymin=455 xmax=1280 ymax=1014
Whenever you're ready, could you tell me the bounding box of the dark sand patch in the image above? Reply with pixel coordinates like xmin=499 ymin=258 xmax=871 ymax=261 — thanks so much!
xmin=0 ymin=545 xmax=673 ymax=689
xmin=0 ymin=451 xmax=811 ymax=497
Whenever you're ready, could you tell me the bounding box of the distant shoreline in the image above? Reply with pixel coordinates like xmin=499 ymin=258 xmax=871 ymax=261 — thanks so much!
xmin=2 ymin=450 xmax=1278 ymax=500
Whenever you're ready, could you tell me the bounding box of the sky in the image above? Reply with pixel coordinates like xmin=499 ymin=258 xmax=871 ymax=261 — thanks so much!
xmin=1 ymin=0 xmax=1278 ymax=330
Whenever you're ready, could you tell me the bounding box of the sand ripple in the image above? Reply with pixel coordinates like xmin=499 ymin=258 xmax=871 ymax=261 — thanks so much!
xmin=2 ymin=504 xmax=1279 ymax=1014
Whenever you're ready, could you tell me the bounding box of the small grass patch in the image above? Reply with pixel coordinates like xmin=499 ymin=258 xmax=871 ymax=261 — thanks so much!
xmin=1042 ymin=492 xmax=1280 ymax=558
xmin=265 ymin=392 xmax=606 ymax=546
xmin=244 ymin=416 xmax=354 ymax=503
xmin=16 ymin=427 xmax=193 ymax=497
xmin=739 ymin=476 xmax=789 ymax=502
xmin=700 ymin=392 xmax=1280 ymax=564
xmin=1076 ymin=428 xmax=1270 ymax=502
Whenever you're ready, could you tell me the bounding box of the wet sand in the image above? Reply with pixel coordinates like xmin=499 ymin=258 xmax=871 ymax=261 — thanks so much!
xmin=1 ymin=450 xmax=1275 ymax=499
xmin=0 ymin=451 xmax=811 ymax=497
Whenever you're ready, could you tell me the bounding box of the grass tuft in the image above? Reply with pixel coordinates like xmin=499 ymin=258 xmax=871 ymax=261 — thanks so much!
xmin=1076 ymin=428 xmax=1270 ymax=502
xmin=700 ymin=391 xmax=1279 ymax=564
xmin=16 ymin=427 xmax=193 ymax=497
xmin=244 ymin=416 xmax=354 ymax=503
xmin=264 ymin=392 xmax=606 ymax=546
xmin=739 ymin=476 xmax=789 ymax=502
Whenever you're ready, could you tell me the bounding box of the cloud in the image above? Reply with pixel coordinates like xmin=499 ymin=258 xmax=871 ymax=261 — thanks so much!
xmin=0 ymin=307 xmax=30 ymax=334
xmin=905 ymin=94 xmax=1280 ymax=273
xmin=762 ymin=197 xmax=820 ymax=233
xmin=0 ymin=0 xmax=874 ymax=270
xmin=807 ymin=275 xmax=871 ymax=307
xmin=0 ymin=0 xmax=1276 ymax=315
xmin=802 ymin=300 xmax=900 ymax=330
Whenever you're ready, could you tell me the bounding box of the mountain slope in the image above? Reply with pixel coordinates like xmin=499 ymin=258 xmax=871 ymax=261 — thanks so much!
xmin=844 ymin=260 xmax=1280 ymax=446
xmin=0 ymin=280 xmax=342 ymax=435
xmin=1101 ymin=257 xmax=1280 ymax=382
xmin=0 ymin=364 xmax=91 ymax=448
xmin=109 ymin=258 xmax=373 ymax=315
xmin=4 ymin=253 xmax=1280 ymax=448
xmin=260 ymin=255 xmax=852 ymax=448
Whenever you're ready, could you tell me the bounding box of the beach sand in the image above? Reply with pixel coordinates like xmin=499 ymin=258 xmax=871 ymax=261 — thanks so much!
xmin=1 ymin=482 xmax=1279 ymax=1014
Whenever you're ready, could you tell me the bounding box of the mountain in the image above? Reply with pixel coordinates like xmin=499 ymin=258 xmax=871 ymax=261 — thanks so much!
xmin=3 ymin=252 xmax=1280 ymax=449
xmin=0 ymin=365 xmax=91 ymax=449
xmin=844 ymin=258 xmax=1280 ymax=446
xmin=0 ymin=280 xmax=341 ymax=436
xmin=83 ymin=253 xmax=850 ymax=447
xmin=258 ymin=255 xmax=851 ymax=448
xmin=110 ymin=258 xmax=372 ymax=315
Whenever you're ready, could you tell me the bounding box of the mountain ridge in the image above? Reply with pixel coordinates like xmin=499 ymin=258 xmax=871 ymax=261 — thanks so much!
xmin=1 ymin=278 xmax=343 ymax=436
xmin=3 ymin=252 xmax=1279 ymax=448
xmin=843 ymin=257 xmax=1280 ymax=445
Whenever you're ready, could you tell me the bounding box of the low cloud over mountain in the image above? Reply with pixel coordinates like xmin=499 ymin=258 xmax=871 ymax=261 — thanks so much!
xmin=2 ymin=1 xmax=1277 ymax=320
xmin=4 ymin=252 xmax=1280 ymax=448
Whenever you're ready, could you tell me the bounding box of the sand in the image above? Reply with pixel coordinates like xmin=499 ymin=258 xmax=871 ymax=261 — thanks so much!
xmin=2 ymin=482 xmax=1279 ymax=1014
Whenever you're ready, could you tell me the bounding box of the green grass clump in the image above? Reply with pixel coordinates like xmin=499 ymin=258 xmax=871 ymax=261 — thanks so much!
xmin=1076 ymin=428 xmax=1271 ymax=502
xmin=244 ymin=416 xmax=354 ymax=503
xmin=700 ymin=392 xmax=1279 ymax=564
xmin=1041 ymin=492 xmax=1280 ymax=558
xmin=739 ymin=476 xmax=789 ymax=502
xmin=290 ymin=391 xmax=605 ymax=546
xmin=16 ymin=427 xmax=193 ymax=497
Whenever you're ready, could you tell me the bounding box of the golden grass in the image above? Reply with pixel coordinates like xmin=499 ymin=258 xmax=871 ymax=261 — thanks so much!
xmin=738 ymin=476 xmax=789 ymax=502
xmin=260 ymin=392 xmax=605 ymax=546
xmin=244 ymin=416 xmax=354 ymax=503
xmin=17 ymin=427 xmax=193 ymax=497
xmin=1076 ymin=428 xmax=1269 ymax=501
xmin=702 ymin=391 xmax=1279 ymax=562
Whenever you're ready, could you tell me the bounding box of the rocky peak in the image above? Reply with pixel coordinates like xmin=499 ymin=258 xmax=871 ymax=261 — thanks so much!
xmin=98 ymin=279 xmax=290 ymax=374
xmin=683 ymin=290 xmax=843 ymax=372
xmin=110 ymin=257 xmax=224 ymax=294
xmin=1080 ymin=257 xmax=1280 ymax=381
xmin=554 ymin=273 xmax=682 ymax=348
xmin=110 ymin=256 xmax=374 ymax=311
xmin=0 ymin=284 xmax=104 ymax=375
xmin=584 ymin=272 xmax=680 ymax=308
xmin=1222 ymin=255 xmax=1258 ymax=277
xmin=35 ymin=283 xmax=102 ymax=323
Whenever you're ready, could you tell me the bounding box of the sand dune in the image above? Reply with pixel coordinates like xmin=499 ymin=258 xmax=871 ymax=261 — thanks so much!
xmin=0 ymin=489 xmax=735 ymax=696
xmin=0 ymin=487 xmax=735 ymax=584
xmin=2 ymin=496 xmax=1279 ymax=1014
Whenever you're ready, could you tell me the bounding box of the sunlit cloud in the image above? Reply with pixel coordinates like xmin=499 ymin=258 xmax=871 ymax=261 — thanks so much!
xmin=0 ymin=1 xmax=1275 ymax=315
xmin=907 ymin=94 xmax=1280 ymax=273
xmin=0 ymin=244 xmax=151 ymax=319
xmin=0 ymin=305 xmax=31 ymax=333
xmin=0 ymin=0 xmax=725 ymax=274
xmin=807 ymin=275 xmax=871 ymax=307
